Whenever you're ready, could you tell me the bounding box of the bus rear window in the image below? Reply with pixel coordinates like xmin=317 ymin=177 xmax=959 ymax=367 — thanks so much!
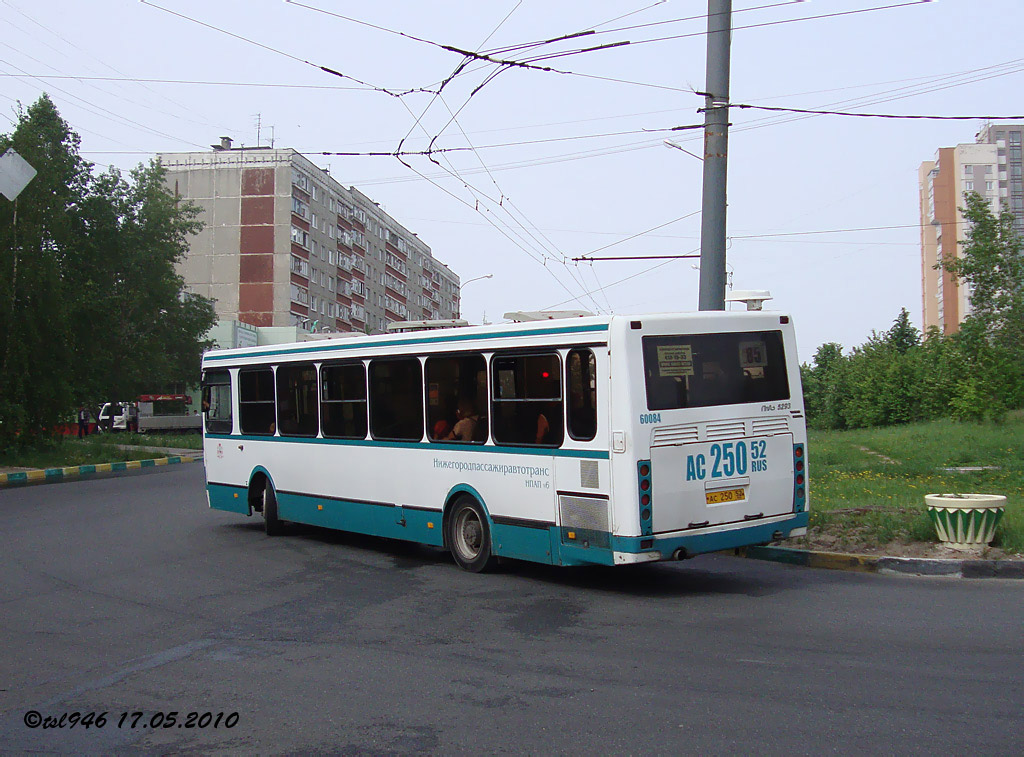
xmin=642 ymin=331 xmax=790 ymax=410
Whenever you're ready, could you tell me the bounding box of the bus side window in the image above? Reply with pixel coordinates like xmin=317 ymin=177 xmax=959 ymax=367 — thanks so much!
xmin=276 ymin=363 xmax=319 ymax=437
xmin=491 ymin=353 xmax=563 ymax=447
xmin=201 ymin=369 xmax=233 ymax=434
xmin=321 ymin=362 xmax=368 ymax=439
xmin=239 ymin=368 xmax=276 ymax=435
xmin=425 ymin=354 xmax=487 ymax=443
xmin=567 ymin=349 xmax=597 ymax=441
xmin=369 ymin=358 xmax=424 ymax=442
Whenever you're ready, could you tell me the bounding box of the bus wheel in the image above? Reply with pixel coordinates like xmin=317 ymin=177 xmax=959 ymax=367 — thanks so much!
xmin=263 ymin=484 xmax=283 ymax=536
xmin=447 ymin=496 xmax=496 ymax=573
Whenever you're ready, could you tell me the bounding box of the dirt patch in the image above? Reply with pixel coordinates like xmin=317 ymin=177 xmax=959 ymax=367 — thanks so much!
xmin=857 ymin=445 xmax=899 ymax=465
xmin=786 ymin=531 xmax=1024 ymax=561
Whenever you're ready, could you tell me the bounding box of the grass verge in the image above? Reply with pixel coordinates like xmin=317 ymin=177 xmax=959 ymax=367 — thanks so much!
xmin=804 ymin=416 xmax=1024 ymax=555
xmin=0 ymin=435 xmax=191 ymax=470
xmin=92 ymin=431 xmax=202 ymax=450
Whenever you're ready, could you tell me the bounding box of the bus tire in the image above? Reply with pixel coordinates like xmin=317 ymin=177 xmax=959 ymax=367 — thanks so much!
xmin=263 ymin=483 xmax=283 ymax=536
xmin=447 ymin=495 xmax=496 ymax=573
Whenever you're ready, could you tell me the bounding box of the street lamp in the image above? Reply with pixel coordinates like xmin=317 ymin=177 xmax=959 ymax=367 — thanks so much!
xmin=457 ymin=274 xmax=492 ymax=325
xmin=460 ymin=273 xmax=493 ymax=290
xmin=663 ymin=139 xmax=703 ymax=162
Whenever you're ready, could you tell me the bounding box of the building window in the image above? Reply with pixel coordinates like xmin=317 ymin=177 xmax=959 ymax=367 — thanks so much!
xmin=964 ymin=165 xmax=973 ymax=176
xmin=965 ymin=181 xmax=973 ymax=191
xmin=290 ymin=255 xmax=309 ymax=277
xmin=276 ymin=363 xmax=318 ymax=437
xmin=291 ymin=284 xmax=308 ymax=305
xmin=290 ymin=226 xmax=309 ymax=248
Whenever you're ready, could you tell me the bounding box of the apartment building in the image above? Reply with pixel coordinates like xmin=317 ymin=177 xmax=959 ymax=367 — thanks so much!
xmin=158 ymin=139 xmax=461 ymax=334
xmin=919 ymin=123 xmax=1023 ymax=334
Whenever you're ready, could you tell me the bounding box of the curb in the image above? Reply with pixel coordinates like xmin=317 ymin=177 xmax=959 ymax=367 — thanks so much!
xmin=734 ymin=545 xmax=1024 ymax=579
xmin=0 ymin=455 xmax=199 ymax=486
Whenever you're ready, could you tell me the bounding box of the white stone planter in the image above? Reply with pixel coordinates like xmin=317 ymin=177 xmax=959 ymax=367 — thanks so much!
xmin=925 ymin=493 xmax=1007 ymax=548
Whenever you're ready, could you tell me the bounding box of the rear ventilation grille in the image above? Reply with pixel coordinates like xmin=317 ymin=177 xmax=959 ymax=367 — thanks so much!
xmin=652 ymin=424 xmax=700 ymax=446
xmin=559 ymin=495 xmax=610 ymax=532
xmin=752 ymin=417 xmax=790 ymax=435
xmin=705 ymin=420 xmax=747 ymax=441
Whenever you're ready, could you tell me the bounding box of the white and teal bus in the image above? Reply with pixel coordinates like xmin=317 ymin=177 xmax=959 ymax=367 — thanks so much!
xmin=200 ymin=312 xmax=808 ymax=572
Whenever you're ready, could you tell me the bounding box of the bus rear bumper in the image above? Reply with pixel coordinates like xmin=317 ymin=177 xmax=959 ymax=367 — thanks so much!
xmin=613 ymin=511 xmax=810 ymax=562
xmin=612 ymin=551 xmax=662 ymax=565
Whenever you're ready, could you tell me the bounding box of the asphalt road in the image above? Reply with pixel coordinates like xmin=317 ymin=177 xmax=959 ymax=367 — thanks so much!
xmin=1 ymin=464 xmax=1022 ymax=754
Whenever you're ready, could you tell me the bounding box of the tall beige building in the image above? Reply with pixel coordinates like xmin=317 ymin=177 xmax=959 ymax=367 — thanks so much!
xmin=159 ymin=139 xmax=461 ymax=335
xmin=920 ymin=124 xmax=1024 ymax=334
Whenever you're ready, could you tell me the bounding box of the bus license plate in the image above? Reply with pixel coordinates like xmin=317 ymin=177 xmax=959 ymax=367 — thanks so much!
xmin=706 ymin=488 xmax=745 ymax=505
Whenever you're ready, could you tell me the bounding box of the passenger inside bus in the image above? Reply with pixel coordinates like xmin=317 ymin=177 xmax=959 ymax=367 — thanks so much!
xmin=446 ymin=398 xmax=479 ymax=442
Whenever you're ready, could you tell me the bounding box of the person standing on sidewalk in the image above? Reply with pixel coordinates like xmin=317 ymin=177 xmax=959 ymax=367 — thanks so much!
xmin=77 ymin=406 xmax=90 ymax=438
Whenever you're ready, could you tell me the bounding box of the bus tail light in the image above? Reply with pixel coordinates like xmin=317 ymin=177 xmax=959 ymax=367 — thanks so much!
xmin=637 ymin=460 xmax=653 ymax=536
xmin=793 ymin=444 xmax=807 ymax=513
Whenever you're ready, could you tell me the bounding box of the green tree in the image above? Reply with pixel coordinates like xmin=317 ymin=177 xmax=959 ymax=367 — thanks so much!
xmin=802 ymin=342 xmax=848 ymax=429
xmin=69 ymin=161 xmax=214 ymax=401
xmin=0 ymin=96 xmax=215 ymax=448
xmin=0 ymin=95 xmax=89 ymax=446
xmin=885 ymin=307 xmax=920 ymax=354
xmin=803 ymin=310 xmax=926 ymax=430
xmin=940 ymin=192 xmax=1024 ymax=414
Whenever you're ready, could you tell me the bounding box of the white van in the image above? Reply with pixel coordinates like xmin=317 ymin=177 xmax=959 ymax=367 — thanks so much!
xmin=98 ymin=402 xmax=138 ymax=432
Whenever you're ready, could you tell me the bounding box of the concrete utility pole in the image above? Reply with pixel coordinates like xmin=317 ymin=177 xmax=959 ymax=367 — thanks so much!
xmin=698 ymin=0 xmax=732 ymax=311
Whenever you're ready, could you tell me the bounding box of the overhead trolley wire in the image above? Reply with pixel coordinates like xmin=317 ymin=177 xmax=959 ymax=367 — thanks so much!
xmin=139 ymin=0 xmax=428 ymax=98
xmin=724 ymin=103 xmax=1024 ymax=121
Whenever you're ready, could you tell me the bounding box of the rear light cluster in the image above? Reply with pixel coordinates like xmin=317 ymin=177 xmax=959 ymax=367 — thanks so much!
xmin=793 ymin=444 xmax=807 ymax=512
xmin=637 ymin=461 xmax=653 ymax=536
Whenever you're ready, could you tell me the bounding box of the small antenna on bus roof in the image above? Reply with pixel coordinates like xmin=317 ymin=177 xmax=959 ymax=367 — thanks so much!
xmin=387 ymin=319 xmax=469 ymax=333
xmin=503 ymin=310 xmax=593 ymax=322
xmin=725 ymin=290 xmax=772 ymax=311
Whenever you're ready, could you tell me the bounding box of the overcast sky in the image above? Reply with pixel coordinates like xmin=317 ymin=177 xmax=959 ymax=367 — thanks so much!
xmin=1 ymin=0 xmax=1020 ymax=359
